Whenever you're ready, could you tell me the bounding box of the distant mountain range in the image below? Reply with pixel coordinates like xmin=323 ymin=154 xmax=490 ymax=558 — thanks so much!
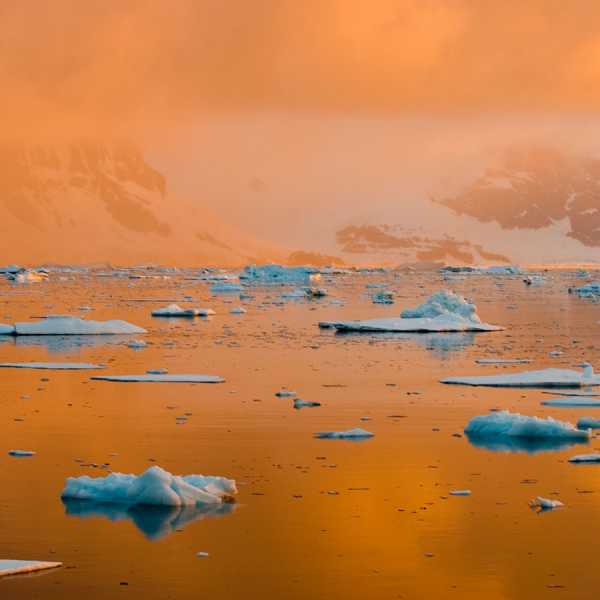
xmin=0 ymin=141 xmax=283 ymax=266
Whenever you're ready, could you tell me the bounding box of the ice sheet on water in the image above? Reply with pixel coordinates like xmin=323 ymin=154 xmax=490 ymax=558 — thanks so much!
xmin=14 ymin=315 xmax=146 ymax=336
xmin=568 ymin=453 xmax=600 ymax=463
xmin=465 ymin=410 xmax=589 ymax=441
xmin=542 ymin=397 xmax=600 ymax=407
xmin=61 ymin=465 xmax=237 ymax=507
xmin=577 ymin=417 xmax=600 ymax=429
xmin=443 ymin=366 xmax=600 ymax=388
xmin=91 ymin=374 xmax=224 ymax=383
xmin=0 ymin=324 xmax=15 ymax=335
xmin=0 ymin=560 xmax=62 ymax=578
xmin=315 ymin=427 xmax=374 ymax=439
xmin=0 ymin=362 xmax=104 ymax=370
xmin=240 ymin=264 xmax=318 ymax=285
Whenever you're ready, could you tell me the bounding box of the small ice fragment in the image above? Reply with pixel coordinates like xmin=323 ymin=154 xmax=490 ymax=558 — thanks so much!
xmin=91 ymin=374 xmax=223 ymax=383
xmin=0 ymin=560 xmax=62 ymax=578
xmin=147 ymin=368 xmax=168 ymax=375
xmin=275 ymin=390 xmax=296 ymax=398
xmin=8 ymin=450 xmax=35 ymax=457
xmin=568 ymin=453 xmax=600 ymax=463
xmin=577 ymin=417 xmax=600 ymax=429
xmin=315 ymin=428 xmax=374 ymax=439
xmin=196 ymin=552 xmax=209 ymax=558
xmin=230 ymin=307 xmax=246 ymax=314
xmin=293 ymin=398 xmax=321 ymax=408
xmin=127 ymin=339 xmax=147 ymax=349
xmin=449 ymin=490 xmax=471 ymax=496
xmin=529 ymin=496 xmax=563 ymax=510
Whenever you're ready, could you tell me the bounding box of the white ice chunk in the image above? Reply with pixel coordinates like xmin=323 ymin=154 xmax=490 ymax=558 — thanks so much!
xmin=8 ymin=450 xmax=35 ymax=457
xmin=293 ymin=398 xmax=321 ymax=408
xmin=0 ymin=362 xmax=104 ymax=370
xmin=568 ymin=453 xmax=600 ymax=463
xmin=542 ymin=397 xmax=600 ymax=407
xmin=449 ymin=490 xmax=471 ymax=496
xmin=91 ymin=374 xmax=224 ymax=383
xmin=315 ymin=427 xmax=374 ymax=439
xmin=465 ymin=410 xmax=589 ymax=440
xmin=230 ymin=307 xmax=246 ymax=314
xmin=443 ymin=366 xmax=600 ymax=388
xmin=475 ymin=358 xmax=531 ymax=365
xmin=529 ymin=496 xmax=563 ymax=510
xmin=577 ymin=417 xmax=600 ymax=429
xmin=0 ymin=560 xmax=61 ymax=578
xmin=127 ymin=339 xmax=147 ymax=349
xmin=151 ymin=304 xmax=199 ymax=317
xmin=0 ymin=323 xmax=15 ymax=335
xmin=61 ymin=465 xmax=237 ymax=507
xmin=15 ymin=315 xmax=146 ymax=336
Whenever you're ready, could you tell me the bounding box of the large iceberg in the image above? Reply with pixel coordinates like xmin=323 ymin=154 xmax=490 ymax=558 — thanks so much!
xmin=14 ymin=315 xmax=146 ymax=336
xmin=443 ymin=365 xmax=600 ymax=388
xmin=61 ymin=465 xmax=237 ymax=507
xmin=0 ymin=560 xmax=62 ymax=578
xmin=465 ymin=410 xmax=590 ymax=441
xmin=321 ymin=291 xmax=501 ymax=333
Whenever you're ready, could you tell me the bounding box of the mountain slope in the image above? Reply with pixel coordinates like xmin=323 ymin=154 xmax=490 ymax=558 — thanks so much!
xmin=0 ymin=141 xmax=283 ymax=266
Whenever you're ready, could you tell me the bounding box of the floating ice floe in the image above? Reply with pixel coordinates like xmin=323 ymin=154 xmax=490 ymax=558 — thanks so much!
xmin=6 ymin=269 xmax=49 ymax=284
xmin=443 ymin=364 xmax=600 ymax=388
xmin=275 ymin=390 xmax=296 ymax=398
xmin=449 ymin=490 xmax=471 ymax=496
xmin=8 ymin=450 xmax=35 ymax=457
xmin=0 ymin=362 xmax=104 ymax=370
xmin=127 ymin=339 xmax=147 ymax=349
xmin=152 ymin=304 xmax=199 ymax=317
xmin=475 ymin=358 xmax=531 ymax=365
xmin=569 ymin=281 xmax=600 ymax=297
xmin=568 ymin=453 xmax=600 ymax=463
xmin=577 ymin=417 xmax=600 ymax=429
xmin=91 ymin=374 xmax=224 ymax=383
xmin=315 ymin=427 xmax=374 ymax=439
xmin=529 ymin=497 xmax=563 ymax=510
xmin=465 ymin=410 xmax=589 ymax=441
xmin=372 ymin=291 xmax=395 ymax=304
xmin=541 ymin=397 xmax=600 ymax=407
xmin=230 ymin=307 xmax=246 ymax=314
xmin=293 ymin=398 xmax=321 ymax=409
xmin=14 ymin=315 xmax=146 ymax=336
xmin=61 ymin=466 xmax=237 ymax=508
xmin=0 ymin=324 xmax=15 ymax=335
xmin=240 ymin=264 xmax=318 ymax=285
xmin=320 ymin=290 xmax=502 ymax=333
xmin=210 ymin=282 xmax=243 ymax=294
xmin=0 ymin=560 xmax=62 ymax=578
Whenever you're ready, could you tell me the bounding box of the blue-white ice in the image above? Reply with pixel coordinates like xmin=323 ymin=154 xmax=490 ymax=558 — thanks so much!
xmin=14 ymin=315 xmax=146 ymax=336
xmin=315 ymin=427 xmax=374 ymax=439
xmin=568 ymin=453 xmax=600 ymax=463
xmin=240 ymin=264 xmax=318 ymax=285
xmin=61 ymin=465 xmax=237 ymax=507
xmin=91 ymin=374 xmax=224 ymax=383
xmin=0 ymin=362 xmax=104 ymax=370
xmin=443 ymin=365 xmax=600 ymax=388
xmin=542 ymin=397 xmax=600 ymax=407
xmin=577 ymin=417 xmax=600 ymax=429
xmin=0 ymin=560 xmax=62 ymax=578
xmin=465 ymin=410 xmax=589 ymax=441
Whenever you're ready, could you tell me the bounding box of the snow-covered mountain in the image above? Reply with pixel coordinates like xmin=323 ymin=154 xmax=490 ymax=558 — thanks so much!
xmin=334 ymin=146 xmax=600 ymax=266
xmin=0 ymin=141 xmax=283 ymax=266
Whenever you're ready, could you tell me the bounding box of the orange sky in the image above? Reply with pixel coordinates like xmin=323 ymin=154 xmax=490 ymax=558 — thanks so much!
xmin=3 ymin=0 xmax=600 ymax=138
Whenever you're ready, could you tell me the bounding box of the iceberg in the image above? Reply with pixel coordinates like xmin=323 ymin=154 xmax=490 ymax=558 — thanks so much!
xmin=91 ymin=374 xmax=224 ymax=383
xmin=151 ymin=304 xmax=199 ymax=317
xmin=449 ymin=490 xmax=471 ymax=496
xmin=443 ymin=365 xmax=600 ymax=388
xmin=568 ymin=453 xmax=600 ymax=463
xmin=8 ymin=450 xmax=35 ymax=457
xmin=210 ymin=282 xmax=243 ymax=294
xmin=315 ymin=427 xmax=374 ymax=439
xmin=293 ymin=398 xmax=321 ymax=408
xmin=465 ymin=410 xmax=589 ymax=441
xmin=0 ymin=362 xmax=104 ymax=370
xmin=0 ymin=560 xmax=62 ymax=578
xmin=61 ymin=465 xmax=237 ymax=507
xmin=14 ymin=315 xmax=146 ymax=336
xmin=321 ymin=290 xmax=501 ymax=333
xmin=569 ymin=281 xmax=600 ymax=297
xmin=372 ymin=291 xmax=395 ymax=304
xmin=0 ymin=324 xmax=15 ymax=335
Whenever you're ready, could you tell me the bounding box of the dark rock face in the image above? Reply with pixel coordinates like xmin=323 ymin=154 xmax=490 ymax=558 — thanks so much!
xmin=336 ymin=225 xmax=510 ymax=264
xmin=437 ymin=146 xmax=600 ymax=247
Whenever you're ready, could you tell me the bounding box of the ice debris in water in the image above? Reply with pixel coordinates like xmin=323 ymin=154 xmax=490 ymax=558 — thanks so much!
xmin=240 ymin=264 xmax=318 ymax=285
xmin=210 ymin=282 xmax=243 ymax=294
xmin=542 ymin=397 xmax=600 ymax=407
xmin=568 ymin=453 xmax=600 ymax=463
xmin=372 ymin=291 xmax=395 ymax=304
xmin=0 ymin=560 xmax=62 ymax=578
xmin=13 ymin=315 xmax=146 ymax=336
xmin=230 ymin=307 xmax=246 ymax=314
xmin=127 ymin=339 xmax=147 ymax=349
xmin=465 ymin=410 xmax=590 ymax=440
xmin=321 ymin=290 xmax=501 ymax=333
xmin=315 ymin=428 xmax=374 ymax=439
xmin=0 ymin=362 xmax=104 ymax=370
xmin=443 ymin=364 xmax=599 ymax=388
xmin=529 ymin=497 xmax=563 ymax=510
xmin=61 ymin=465 xmax=237 ymax=507
xmin=152 ymin=304 xmax=199 ymax=317
xmin=0 ymin=323 xmax=15 ymax=335
xmin=577 ymin=417 xmax=600 ymax=429
xmin=569 ymin=281 xmax=600 ymax=296
xmin=449 ymin=490 xmax=471 ymax=496
xmin=8 ymin=450 xmax=35 ymax=457
xmin=293 ymin=398 xmax=321 ymax=409
xmin=275 ymin=390 xmax=296 ymax=398
xmin=91 ymin=374 xmax=224 ymax=383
